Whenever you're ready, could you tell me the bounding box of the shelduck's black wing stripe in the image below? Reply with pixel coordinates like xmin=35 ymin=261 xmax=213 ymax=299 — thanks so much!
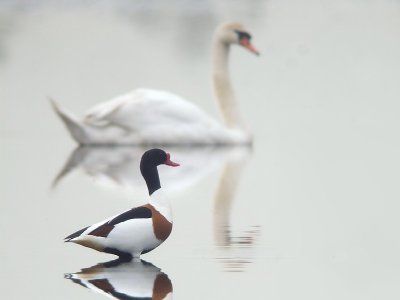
xmin=67 ymin=207 xmax=152 ymax=239
xmin=87 ymin=206 xmax=152 ymax=238
xmin=108 ymin=206 xmax=152 ymax=226
xmin=64 ymin=226 xmax=90 ymax=241
xmin=89 ymin=224 xmax=114 ymax=237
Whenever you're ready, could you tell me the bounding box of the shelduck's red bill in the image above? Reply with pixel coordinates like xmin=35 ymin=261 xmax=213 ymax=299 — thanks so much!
xmin=165 ymin=153 xmax=180 ymax=167
xmin=240 ymin=37 xmax=260 ymax=56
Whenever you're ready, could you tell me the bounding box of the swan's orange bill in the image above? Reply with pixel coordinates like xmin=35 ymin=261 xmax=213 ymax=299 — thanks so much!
xmin=240 ymin=37 xmax=260 ymax=56
xmin=165 ymin=153 xmax=180 ymax=167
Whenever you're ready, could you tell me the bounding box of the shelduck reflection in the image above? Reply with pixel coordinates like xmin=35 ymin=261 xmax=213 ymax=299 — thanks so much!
xmin=65 ymin=259 xmax=172 ymax=300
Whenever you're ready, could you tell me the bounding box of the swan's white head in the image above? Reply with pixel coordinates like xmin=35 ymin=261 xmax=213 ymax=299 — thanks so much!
xmin=215 ymin=22 xmax=259 ymax=55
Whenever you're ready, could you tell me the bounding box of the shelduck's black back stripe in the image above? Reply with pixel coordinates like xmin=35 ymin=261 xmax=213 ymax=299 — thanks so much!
xmin=66 ymin=207 xmax=152 ymax=240
xmin=108 ymin=206 xmax=152 ymax=226
xmin=87 ymin=207 xmax=152 ymax=238
xmin=64 ymin=225 xmax=89 ymax=241
xmin=89 ymin=224 xmax=114 ymax=237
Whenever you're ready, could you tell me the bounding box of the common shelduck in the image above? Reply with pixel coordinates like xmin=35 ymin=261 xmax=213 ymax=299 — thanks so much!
xmin=64 ymin=148 xmax=179 ymax=260
xmin=65 ymin=259 xmax=173 ymax=299
xmin=50 ymin=22 xmax=259 ymax=145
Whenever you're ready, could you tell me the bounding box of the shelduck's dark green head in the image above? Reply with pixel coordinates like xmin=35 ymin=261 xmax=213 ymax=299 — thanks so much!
xmin=140 ymin=149 xmax=180 ymax=195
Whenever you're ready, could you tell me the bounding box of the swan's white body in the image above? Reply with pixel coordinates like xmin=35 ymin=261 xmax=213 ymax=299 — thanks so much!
xmin=51 ymin=22 xmax=257 ymax=145
xmin=75 ymin=89 xmax=248 ymax=145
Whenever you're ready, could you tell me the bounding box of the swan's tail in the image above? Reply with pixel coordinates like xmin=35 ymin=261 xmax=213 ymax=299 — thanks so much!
xmin=51 ymin=146 xmax=89 ymax=189
xmin=49 ymin=98 xmax=89 ymax=144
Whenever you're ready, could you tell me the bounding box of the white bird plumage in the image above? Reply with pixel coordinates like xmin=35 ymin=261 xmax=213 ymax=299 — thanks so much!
xmin=64 ymin=149 xmax=179 ymax=260
xmin=51 ymin=22 xmax=259 ymax=145
xmin=65 ymin=189 xmax=171 ymax=259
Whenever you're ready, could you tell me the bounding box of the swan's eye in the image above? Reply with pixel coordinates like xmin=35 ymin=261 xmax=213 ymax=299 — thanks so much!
xmin=234 ymin=30 xmax=252 ymax=41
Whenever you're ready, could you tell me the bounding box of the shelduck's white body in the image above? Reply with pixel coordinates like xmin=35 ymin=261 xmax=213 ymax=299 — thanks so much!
xmin=65 ymin=190 xmax=171 ymax=258
xmin=51 ymin=22 xmax=258 ymax=146
xmin=65 ymin=149 xmax=179 ymax=259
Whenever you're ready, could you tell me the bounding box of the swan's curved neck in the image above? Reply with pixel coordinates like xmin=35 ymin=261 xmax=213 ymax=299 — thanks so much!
xmin=212 ymin=39 xmax=246 ymax=130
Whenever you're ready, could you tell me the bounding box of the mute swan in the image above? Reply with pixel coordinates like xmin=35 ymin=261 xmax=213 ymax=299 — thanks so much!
xmin=51 ymin=22 xmax=259 ymax=145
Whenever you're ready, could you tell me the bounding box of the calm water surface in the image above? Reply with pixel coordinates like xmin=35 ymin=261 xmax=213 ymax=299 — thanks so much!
xmin=1 ymin=1 xmax=400 ymax=299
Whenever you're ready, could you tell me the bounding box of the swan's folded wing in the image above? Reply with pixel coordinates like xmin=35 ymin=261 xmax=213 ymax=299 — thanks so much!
xmin=84 ymin=93 xmax=131 ymax=125
xmin=83 ymin=89 xmax=177 ymax=125
xmin=79 ymin=88 xmax=232 ymax=144
xmin=134 ymin=90 xmax=221 ymax=129
xmin=83 ymin=88 xmax=219 ymax=129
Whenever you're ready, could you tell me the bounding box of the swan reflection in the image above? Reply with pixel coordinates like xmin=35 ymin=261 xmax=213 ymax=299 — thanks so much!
xmin=65 ymin=259 xmax=172 ymax=300
xmin=213 ymin=148 xmax=261 ymax=272
xmin=53 ymin=145 xmax=249 ymax=195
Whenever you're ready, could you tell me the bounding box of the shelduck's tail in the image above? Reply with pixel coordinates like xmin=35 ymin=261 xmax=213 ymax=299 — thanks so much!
xmin=49 ymin=98 xmax=89 ymax=144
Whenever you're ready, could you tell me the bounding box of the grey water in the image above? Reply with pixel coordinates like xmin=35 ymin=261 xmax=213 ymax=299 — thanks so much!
xmin=1 ymin=0 xmax=400 ymax=299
